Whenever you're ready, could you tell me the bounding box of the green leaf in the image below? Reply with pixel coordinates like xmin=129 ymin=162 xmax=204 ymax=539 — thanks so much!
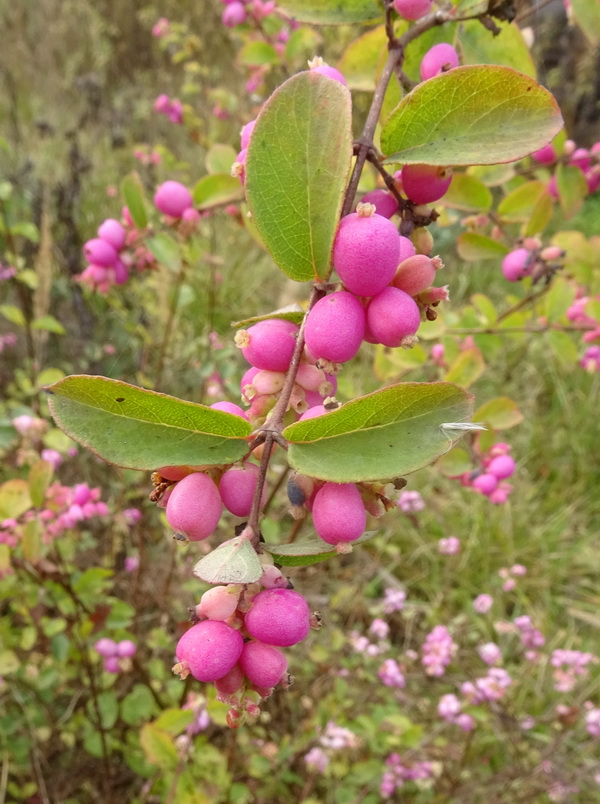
xmin=146 ymin=233 xmax=181 ymax=272
xmin=472 ymin=397 xmax=524 ymax=430
xmin=381 ymin=66 xmax=563 ymax=166
xmin=153 ymin=709 xmax=195 ymax=736
xmin=28 ymin=459 xmax=53 ymax=507
xmin=570 ymin=0 xmax=600 ymax=45
xmin=456 ymin=233 xmax=509 ymax=261
xmin=337 ymin=25 xmax=387 ymax=91
xmin=523 ymin=191 xmax=554 ymax=237
xmin=245 ymin=71 xmax=352 ymax=282
xmin=498 ymin=181 xmax=547 ymax=219
xmin=10 ymin=221 xmax=40 ymax=243
xmin=278 ymin=0 xmax=383 ymax=24
xmin=46 ymin=375 xmax=251 ymax=471
xmin=239 ymin=41 xmax=279 ymax=66
xmin=283 ymin=382 xmax=474 ymax=482
xmin=31 ymin=315 xmax=66 ymax=334
xmin=444 ymin=348 xmax=485 ymax=388
xmin=546 ymin=330 xmax=579 ymax=368
xmin=192 ymin=174 xmax=244 ymax=210
xmin=285 ymin=27 xmax=322 ymax=60
xmin=267 ymin=531 xmax=377 ymax=566
xmin=231 ymin=307 xmax=304 ymax=328
xmin=122 ymin=685 xmax=157 ymax=726
xmin=205 ymin=144 xmax=237 ymax=175
xmin=122 ymin=172 xmax=148 ymax=229
xmin=436 ymin=446 xmax=472 ymax=477
xmin=140 ymin=724 xmax=178 ymax=770
xmin=442 ymin=173 xmax=492 ymax=211
xmin=0 ymin=479 xmax=32 ymax=519
xmin=545 ymin=277 xmax=577 ymax=322
xmin=457 ymin=20 xmax=536 ymax=78
xmin=556 ymin=164 xmax=588 ymax=219
xmin=22 ymin=520 xmax=41 ymax=563
xmin=468 ymin=163 xmax=516 ymax=187
xmin=193 ymin=535 xmax=262 ymax=584
xmin=0 ymin=304 xmax=26 ymax=327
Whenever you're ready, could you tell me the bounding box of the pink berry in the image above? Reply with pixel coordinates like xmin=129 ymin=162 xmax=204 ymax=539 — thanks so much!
xmin=196 ymin=585 xmax=240 ymax=621
xmin=502 ymin=248 xmax=533 ymax=282
xmin=305 ymin=292 xmax=366 ymax=364
xmin=240 ymin=119 xmax=256 ymax=149
xmin=312 ymin=482 xmax=366 ymax=545
xmin=299 ymin=405 xmax=329 ymax=421
xmin=570 ymin=148 xmax=591 ymax=171
xmin=531 ymin=143 xmax=556 ymax=164
xmin=489 ymin=487 xmax=510 ymax=505
xmin=222 ymin=1 xmax=247 ymax=26
xmin=240 ymin=367 xmax=260 ymax=401
xmin=113 ymin=259 xmax=128 ymax=285
xmin=154 ymin=181 xmax=194 ymax=218
xmin=116 ymin=640 xmax=137 ymax=658
xmin=240 ymin=641 xmax=288 ymax=688
xmin=245 ymin=589 xmax=310 ymax=647
xmin=359 ymin=190 xmax=399 ymax=219
xmin=401 ymin=164 xmax=453 ymax=204
xmin=95 ymin=638 xmax=117 ymax=658
xmin=176 ymin=620 xmax=244 ymax=682
xmin=420 ymin=43 xmax=459 ymax=81
xmin=210 ymin=401 xmax=248 ymax=419
xmin=215 ymin=663 xmax=245 ymax=696
xmin=391 ymin=254 xmax=437 ymax=296
xmin=366 ymin=287 xmax=421 ymax=347
xmin=295 ymin=363 xmax=326 ymax=392
xmin=310 ymin=63 xmax=347 ymax=86
xmin=97 ymin=219 xmax=126 ymax=251
xmin=166 ymin=472 xmax=222 ymax=541
xmin=238 ymin=319 xmax=299 ymax=372
xmin=487 ymin=455 xmax=516 ymax=480
xmin=333 ymin=209 xmax=400 ymax=297
xmin=251 ymin=370 xmax=286 ymax=395
xmin=394 ymin=0 xmax=433 ymax=20
xmin=219 ymin=463 xmax=267 ymax=517
xmin=83 ymin=238 xmax=118 ymax=267
xmin=399 ymin=235 xmax=417 ymax=262
xmin=104 ymin=657 xmax=121 ymax=673
xmin=472 ymin=473 xmax=498 ymax=495
xmin=260 ymin=564 xmax=288 ymax=589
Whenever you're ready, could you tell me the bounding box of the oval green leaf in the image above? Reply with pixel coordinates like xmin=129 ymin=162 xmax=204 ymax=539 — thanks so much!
xmin=193 ymin=174 xmax=244 ymax=210
xmin=444 ymin=348 xmax=485 ymax=388
xmin=456 ymin=233 xmax=509 ymax=261
xmin=381 ymin=66 xmax=563 ymax=166
xmin=283 ymin=382 xmax=474 ymax=482
xmin=46 ymin=375 xmax=251 ymax=471
xmin=193 ymin=535 xmax=262 ymax=584
xmin=121 ymin=172 xmax=148 ymax=229
xmin=205 ymin=144 xmax=237 ymax=175
xmin=556 ymin=163 xmax=588 ymax=219
xmin=473 ymin=397 xmax=524 ymax=430
xmin=278 ymin=0 xmax=383 ymax=24
xmin=267 ymin=531 xmax=377 ymax=567
xmin=337 ymin=26 xmax=387 ymax=91
xmin=245 ymin=71 xmax=353 ymax=282
xmin=442 ymin=173 xmax=492 ymax=211
xmin=498 ymin=180 xmax=547 ymax=220
xmin=457 ymin=21 xmax=536 ymax=78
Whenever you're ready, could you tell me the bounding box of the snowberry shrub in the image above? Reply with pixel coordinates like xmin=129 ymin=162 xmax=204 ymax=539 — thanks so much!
xmin=366 ymin=286 xmax=421 ymax=347
xmin=236 ymin=318 xmax=299 ymax=371
xmin=153 ymin=180 xmax=194 ymax=218
xmin=401 ymin=164 xmax=453 ymax=204
xmin=239 ymin=641 xmax=288 ymax=688
xmin=420 ymin=43 xmax=460 ymax=80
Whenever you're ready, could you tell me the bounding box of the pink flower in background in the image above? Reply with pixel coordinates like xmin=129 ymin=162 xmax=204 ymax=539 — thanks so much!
xmin=397 ymin=490 xmax=425 ymax=513
xmin=438 ymin=536 xmax=461 ymax=555
xmin=378 ymin=659 xmax=405 ymax=689
xmin=383 ymin=588 xmax=406 ymax=613
xmin=125 ymin=555 xmax=140 ymax=572
xmin=421 ymin=625 xmax=457 ymax=677
xmin=473 ymin=594 xmax=493 ymax=614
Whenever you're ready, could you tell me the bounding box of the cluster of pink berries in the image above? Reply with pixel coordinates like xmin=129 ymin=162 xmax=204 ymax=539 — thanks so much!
xmin=220 ymin=0 xmax=276 ymax=29
xmin=461 ymin=666 xmax=513 ymax=704
xmin=437 ymin=693 xmax=475 ymax=731
xmin=153 ymin=94 xmax=183 ymax=125
xmin=551 ymin=649 xmax=597 ymax=693
xmin=151 ymin=17 xmax=170 ymax=38
xmin=421 ymin=624 xmax=457 ymax=676
xmin=174 ymin=581 xmax=315 ymax=727
xmin=566 ymin=291 xmax=600 ymax=372
xmin=533 ymin=139 xmax=600 ymax=196
xmin=0 ymin=482 xmax=108 ymax=548
xmin=498 ymin=563 xmax=527 ymax=592
xmin=134 ymin=146 xmax=161 ymax=166
xmin=80 ymin=219 xmax=130 ymax=290
xmin=454 ymin=442 xmax=516 ymax=504
xmin=304 ymin=722 xmax=359 ymax=772
xmin=501 ymin=240 xmax=565 ymax=282
xmin=94 ymin=637 xmax=137 ymax=673
xmin=381 ymin=754 xmax=434 ymax=798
